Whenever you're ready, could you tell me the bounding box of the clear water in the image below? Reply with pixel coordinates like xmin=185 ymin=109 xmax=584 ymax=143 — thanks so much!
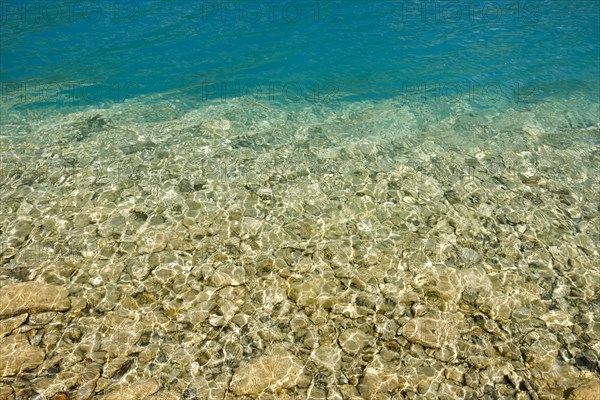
xmin=2 ymin=1 xmax=599 ymax=115
xmin=1 ymin=1 xmax=599 ymax=399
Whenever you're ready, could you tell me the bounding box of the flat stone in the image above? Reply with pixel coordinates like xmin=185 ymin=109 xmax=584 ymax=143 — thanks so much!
xmin=338 ymin=328 xmax=373 ymax=355
xmin=76 ymin=363 xmax=103 ymax=399
xmin=100 ymin=379 xmax=160 ymax=400
xmin=522 ymin=331 xmax=559 ymax=372
xmin=122 ymin=140 xmax=157 ymax=155
xmin=0 ymin=313 xmax=28 ymax=338
xmin=136 ymin=231 xmax=167 ymax=254
xmin=358 ymin=366 xmax=399 ymax=399
xmin=29 ymin=311 xmax=58 ymax=325
xmin=203 ymin=119 xmax=231 ymax=131
xmin=288 ymin=278 xmax=338 ymax=308
xmin=0 ymin=334 xmax=45 ymax=376
xmin=401 ymin=317 xmax=456 ymax=349
xmin=311 ymin=346 xmax=342 ymax=371
xmin=147 ymin=391 xmax=180 ymax=400
xmin=229 ymin=352 xmax=304 ymax=396
xmin=0 ymin=386 xmax=13 ymax=399
xmin=209 ymin=264 xmax=246 ymax=287
xmin=567 ymin=379 xmax=600 ymax=400
xmin=102 ymin=355 xmax=131 ymax=378
xmin=0 ymin=282 xmax=70 ymax=317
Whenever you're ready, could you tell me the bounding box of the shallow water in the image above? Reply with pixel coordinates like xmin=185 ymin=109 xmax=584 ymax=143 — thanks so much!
xmin=1 ymin=1 xmax=599 ymax=399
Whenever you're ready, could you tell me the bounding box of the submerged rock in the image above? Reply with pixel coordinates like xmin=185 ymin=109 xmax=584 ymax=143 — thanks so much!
xmin=0 ymin=282 xmax=70 ymax=317
xmin=0 ymin=313 xmax=28 ymax=338
xmin=338 ymin=328 xmax=373 ymax=355
xmin=0 ymin=334 xmax=45 ymax=376
xmin=358 ymin=365 xmax=399 ymax=399
xmin=401 ymin=315 xmax=458 ymax=349
xmin=100 ymin=379 xmax=160 ymax=400
xmin=288 ymin=277 xmax=338 ymax=308
xmin=311 ymin=346 xmax=342 ymax=371
xmin=209 ymin=263 xmax=246 ymax=287
xmin=229 ymin=352 xmax=304 ymax=395
xmin=567 ymin=379 xmax=600 ymax=400
xmin=121 ymin=140 xmax=157 ymax=155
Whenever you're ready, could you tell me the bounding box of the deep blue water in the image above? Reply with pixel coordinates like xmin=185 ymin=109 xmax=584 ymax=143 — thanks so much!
xmin=1 ymin=0 xmax=599 ymax=113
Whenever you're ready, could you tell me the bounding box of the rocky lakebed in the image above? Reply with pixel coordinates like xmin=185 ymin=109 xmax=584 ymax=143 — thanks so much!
xmin=0 ymin=100 xmax=598 ymax=399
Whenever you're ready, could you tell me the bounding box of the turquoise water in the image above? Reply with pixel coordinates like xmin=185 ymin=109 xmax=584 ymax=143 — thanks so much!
xmin=1 ymin=1 xmax=600 ymax=400
xmin=2 ymin=0 xmax=599 ymax=114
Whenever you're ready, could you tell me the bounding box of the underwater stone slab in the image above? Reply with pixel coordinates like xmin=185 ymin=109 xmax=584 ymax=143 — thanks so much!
xmin=100 ymin=379 xmax=160 ymax=400
xmin=136 ymin=231 xmax=167 ymax=254
xmin=0 ymin=313 xmax=28 ymax=338
xmin=208 ymin=264 xmax=246 ymax=287
xmin=311 ymin=346 xmax=342 ymax=371
xmin=0 ymin=386 xmax=13 ymax=399
xmin=147 ymin=391 xmax=180 ymax=400
xmin=567 ymin=379 xmax=600 ymax=400
xmin=338 ymin=328 xmax=373 ymax=355
xmin=522 ymin=331 xmax=559 ymax=372
xmin=288 ymin=278 xmax=338 ymax=308
xmin=229 ymin=352 xmax=304 ymax=396
xmin=358 ymin=366 xmax=399 ymax=399
xmin=0 ymin=282 xmax=70 ymax=317
xmin=401 ymin=317 xmax=456 ymax=349
xmin=0 ymin=334 xmax=45 ymax=376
